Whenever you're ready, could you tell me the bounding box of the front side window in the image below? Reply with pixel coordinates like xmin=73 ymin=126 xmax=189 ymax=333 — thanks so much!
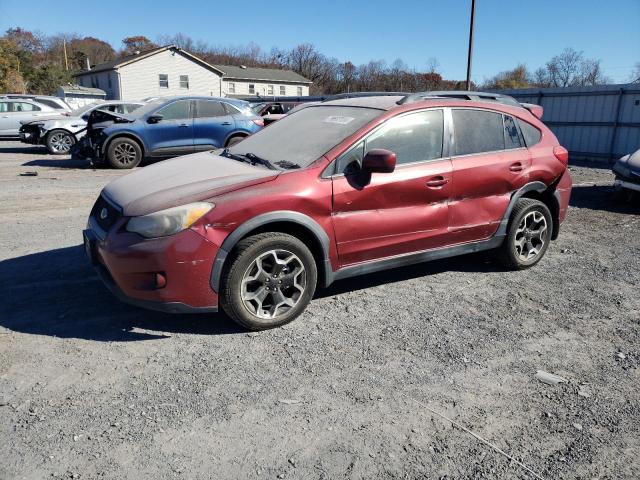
xmin=452 ymin=109 xmax=504 ymax=156
xmin=297 ymin=86 xmax=303 ymax=96
xmin=180 ymin=75 xmax=189 ymax=89
xmin=336 ymin=110 xmax=444 ymax=173
xmin=228 ymin=82 xmax=236 ymax=94
xmin=12 ymin=102 xmax=40 ymax=112
xmin=267 ymin=85 xmax=274 ymax=95
xmin=279 ymin=85 xmax=286 ymax=95
xmin=156 ymin=100 xmax=191 ymax=120
xmin=517 ymin=118 xmax=542 ymax=147
xmin=248 ymin=84 xmax=255 ymax=94
xmin=504 ymin=115 xmax=523 ymax=149
xmin=159 ymin=74 xmax=169 ymax=88
xmin=195 ymin=100 xmax=226 ymax=118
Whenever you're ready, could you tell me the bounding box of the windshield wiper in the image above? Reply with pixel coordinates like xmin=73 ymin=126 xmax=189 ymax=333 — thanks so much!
xmin=243 ymin=152 xmax=277 ymax=170
xmin=274 ymin=160 xmax=300 ymax=169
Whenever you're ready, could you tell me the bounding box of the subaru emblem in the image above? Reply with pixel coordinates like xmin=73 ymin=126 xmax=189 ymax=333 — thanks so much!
xmin=99 ymin=207 xmax=108 ymax=220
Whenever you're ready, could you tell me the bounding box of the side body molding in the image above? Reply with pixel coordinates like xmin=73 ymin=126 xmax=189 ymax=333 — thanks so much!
xmin=210 ymin=211 xmax=333 ymax=292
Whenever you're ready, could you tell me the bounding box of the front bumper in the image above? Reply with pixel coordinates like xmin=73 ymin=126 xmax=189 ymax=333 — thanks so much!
xmin=614 ymin=178 xmax=640 ymax=193
xmin=83 ymin=225 xmax=220 ymax=314
xmin=19 ymin=127 xmax=43 ymax=145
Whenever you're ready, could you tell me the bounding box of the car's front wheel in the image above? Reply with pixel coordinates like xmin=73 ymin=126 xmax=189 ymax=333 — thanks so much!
xmin=46 ymin=129 xmax=75 ymax=155
xmin=497 ymin=198 xmax=552 ymax=269
xmin=220 ymin=233 xmax=317 ymax=330
xmin=106 ymin=138 xmax=142 ymax=169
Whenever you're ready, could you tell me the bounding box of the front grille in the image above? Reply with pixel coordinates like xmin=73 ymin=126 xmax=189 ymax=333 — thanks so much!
xmin=90 ymin=195 xmax=121 ymax=232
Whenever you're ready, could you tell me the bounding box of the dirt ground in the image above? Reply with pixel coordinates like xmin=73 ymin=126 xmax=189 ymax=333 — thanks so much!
xmin=0 ymin=140 xmax=638 ymax=480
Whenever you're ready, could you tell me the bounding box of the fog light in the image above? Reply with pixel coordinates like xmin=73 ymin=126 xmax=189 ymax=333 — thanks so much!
xmin=155 ymin=273 xmax=167 ymax=289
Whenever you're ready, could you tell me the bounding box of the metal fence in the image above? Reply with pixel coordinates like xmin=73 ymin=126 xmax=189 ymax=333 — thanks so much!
xmin=495 ymin=84 xmax=640 ymax=163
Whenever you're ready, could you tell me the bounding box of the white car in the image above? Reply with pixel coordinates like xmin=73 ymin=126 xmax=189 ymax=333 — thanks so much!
xmin=19 ymin=101 xmax=143 ymax=155
xmin=0 ymin=94 xmax=71 ymax=112
xmin=0 ymin=99 xmax=62 ymax=138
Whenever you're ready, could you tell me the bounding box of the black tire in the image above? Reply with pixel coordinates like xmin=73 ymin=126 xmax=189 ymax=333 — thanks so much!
xmin=46 ymin=129 xmax=75 ymax=155
xmin=106 ymin=138 xmax=142 ymax=169
xmin=497 ymin=198 xmax=553 ymax=269
xmin=220 ymin=232 xmax=318 ymax=330
xmin=225 ymin=135 xmax=245 ymax=147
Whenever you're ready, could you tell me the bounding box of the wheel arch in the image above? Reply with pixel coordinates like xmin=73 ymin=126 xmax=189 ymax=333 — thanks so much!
xmin=210 ymin=211 xmax=332 ymax=293
xmin=223 ymin=130 xmax=249 ymax=147
xmin=104 ymin=132 xmax=146 ymax=159
xmin=499 ymin=181 xmax=561 ymax=240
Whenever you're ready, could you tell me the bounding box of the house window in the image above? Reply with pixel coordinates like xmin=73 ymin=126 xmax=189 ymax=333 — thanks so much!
xmin=297 ymin=86 xmax=303 ymax=96
xmin=279 ymin=85 xmax=286 ymax=95
xmin=180 ymin=75 xmax=189 ymax=89
xmin=249 ymin=84 xmax=255 ymax=94
xmin=159 ymin=74 xmax=169 ymax=88
xmin=228 ymin=82 xmax=235 ymax=94
xmin=267 ymin=85 xmax=274 ymax=95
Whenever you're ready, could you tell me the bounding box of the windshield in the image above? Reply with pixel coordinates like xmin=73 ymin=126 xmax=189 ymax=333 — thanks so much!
xmin=125 ymin=98 xmax=168 ymax=118
xmin=228 ymin=105 xmax=382 ymax=168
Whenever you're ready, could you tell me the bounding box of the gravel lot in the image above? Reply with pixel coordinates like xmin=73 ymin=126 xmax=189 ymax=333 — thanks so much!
xmin=1 ymin=140 xmax=638 ymax=480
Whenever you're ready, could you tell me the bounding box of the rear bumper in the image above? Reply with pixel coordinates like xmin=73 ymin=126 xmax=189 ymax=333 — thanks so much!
xmin=84 ymin=227 xmax=220 ymax=313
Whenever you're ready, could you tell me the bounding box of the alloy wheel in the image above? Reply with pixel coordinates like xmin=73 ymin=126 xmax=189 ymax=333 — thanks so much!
xmin=240 ymin=249 xmax=306 ymax=319
xmin=514 ymin=211 xmax=547 ymax=261
xmin=113 ymin=143 xmax=137 ymax=165
xmin=50 ymin=132 xmax=73 ymax=153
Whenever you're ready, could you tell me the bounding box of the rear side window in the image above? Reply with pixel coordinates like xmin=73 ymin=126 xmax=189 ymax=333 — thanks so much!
xmin=453 ymin=109 xmax=504 ymax=156
xmin=517 ymin=118 xmax=542 ymax=147
xmin=503 ymin=115 xmax=523 ymax=149
xmin=36 ymin=99 xmax=61 ymax=109
xmin=223 ymin=103 xmax=241 ymax=114
xmin=12 ymin=102 xmax=40 ymax=112
xmin=0 ymin=102 xmax=8 ymax=113
xmin=195 ymin=100 xmax=226 ymax=118
xmin=157 ymin=100 xmax=191 ymax=120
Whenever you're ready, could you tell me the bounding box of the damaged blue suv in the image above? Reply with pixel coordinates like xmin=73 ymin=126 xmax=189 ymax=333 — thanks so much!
xmin=73 ymin=96 xmax=264 ymax=169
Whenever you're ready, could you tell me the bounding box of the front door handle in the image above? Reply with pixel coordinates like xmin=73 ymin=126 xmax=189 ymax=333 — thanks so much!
xmin=509 ymin=162 xmax=523 ymax=172
xmin=221 ymin=122 xmax=231 ymax=126
xmin=178 ymin=123 xmax=189 ymax=128
xmin=426 ymin=176 xmax=449 ymax=188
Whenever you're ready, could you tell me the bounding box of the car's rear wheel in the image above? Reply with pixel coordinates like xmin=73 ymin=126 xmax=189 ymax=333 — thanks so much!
xmin=107 ymin=138 xmax=142 ymax=169
xmin=497 ymin=198 xmax=552 ymax=269
xmin=225 ymin=135 xmax=245 ymax=147
xmin=220 ymin=233 xmax=317 ymax=330
xmin=46 ymin=129 xmax=75 ymax=155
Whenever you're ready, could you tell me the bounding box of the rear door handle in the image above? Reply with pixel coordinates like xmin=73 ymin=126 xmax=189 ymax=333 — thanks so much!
xmin=178 ymin=123 xmax=189 ymax=128
xmin=426 ymin=176 xmax=449 ymax=188
xmin=221 ymin=122 xmax=232 ymax=126
xmin=509 ymin=162 xmax=523 ymax=172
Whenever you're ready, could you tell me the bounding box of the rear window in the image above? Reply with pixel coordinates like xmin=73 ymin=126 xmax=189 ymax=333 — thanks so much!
xmin=229 ymin=105 xmax=382 ymax=168
xmin=503 ymin=115 xmax=523 ymax=149
xmin=452 ymin=109 xmax=504 ymax=156
xmin=517 ymin=118 xmax=542 ymax=147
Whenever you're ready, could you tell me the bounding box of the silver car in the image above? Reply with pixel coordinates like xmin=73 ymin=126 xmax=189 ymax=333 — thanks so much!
xmin=0 ymin=99 xmax=61 ymax=137
xmin=19 ymin=101 xmax=143 ymax=155
xmin=0 ymin=94 xmax=71 ymax=112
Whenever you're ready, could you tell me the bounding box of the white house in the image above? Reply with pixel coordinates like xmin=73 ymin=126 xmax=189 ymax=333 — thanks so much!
xmin=72 ymin=45 xmax=312 ymax=101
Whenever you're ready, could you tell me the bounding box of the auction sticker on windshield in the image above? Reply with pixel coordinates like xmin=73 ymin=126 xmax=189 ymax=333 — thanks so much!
xmin=323 ymin=116 xmax=355 ymax=125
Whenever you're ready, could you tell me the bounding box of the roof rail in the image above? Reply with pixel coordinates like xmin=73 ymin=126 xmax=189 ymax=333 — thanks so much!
xmin=322 ymin=91 xmax=408 ymax=102
xmin=397 ymin=90 xmax=522 ymax=108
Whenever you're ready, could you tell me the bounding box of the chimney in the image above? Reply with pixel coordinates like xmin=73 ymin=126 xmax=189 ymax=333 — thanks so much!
xmin=85 ymin=57 xmax=91 ymax=71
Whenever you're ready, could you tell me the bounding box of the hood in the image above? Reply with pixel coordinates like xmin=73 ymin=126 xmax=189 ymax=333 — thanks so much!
xmin=102 ymin=151 xmax=280 ymax=217
xmin=89 ymin=109 xmax=135 ymax=124
xmin=613 ymin=148 xmax=640 ymax=179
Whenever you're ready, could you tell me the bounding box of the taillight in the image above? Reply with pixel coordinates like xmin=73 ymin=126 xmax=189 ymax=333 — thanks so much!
xmin=553 ymin=146 xmax=569 ymax=165
xmin=252 ymin=119 xmax=264 ymax=127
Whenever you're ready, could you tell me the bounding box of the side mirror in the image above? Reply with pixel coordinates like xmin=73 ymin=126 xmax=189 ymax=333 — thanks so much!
xmin=147 ymin=114 xmax=163 ymax=124
xmin=362 ymin=149 xmax=396 ymax=173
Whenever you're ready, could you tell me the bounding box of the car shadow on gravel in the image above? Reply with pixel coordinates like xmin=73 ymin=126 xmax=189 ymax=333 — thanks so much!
xmin=0 ymin=145 xmax=48 ymax=155
xmin=22 ymin=158 xmax=96 ymax=169
xmin=570 ymin=184 xmax=639 ymax=213
xmin=0 ymin=245 xmax=244 ymax=341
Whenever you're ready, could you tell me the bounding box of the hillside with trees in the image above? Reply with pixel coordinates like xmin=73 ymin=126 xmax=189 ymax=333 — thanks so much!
xmin=0 ymin=28 xmax=614 ymax=96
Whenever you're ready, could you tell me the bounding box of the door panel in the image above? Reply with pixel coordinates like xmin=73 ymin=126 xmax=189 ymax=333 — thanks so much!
xmin=332 ymin=160 xmax=453 ymax=265
xmin=193 ymin=100 xmax=235 ymax=150
xmin=146 ymin=100 xmax=194 ymax=156
xmin=448 ymin=110 xmax=531 ymax=243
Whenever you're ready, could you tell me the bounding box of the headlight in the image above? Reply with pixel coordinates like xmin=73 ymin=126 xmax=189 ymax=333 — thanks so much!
xmin=126 ymin=202 xmax=213 ymax=238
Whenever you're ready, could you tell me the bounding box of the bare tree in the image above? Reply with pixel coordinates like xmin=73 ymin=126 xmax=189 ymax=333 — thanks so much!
xmin=539 ymin=48 xmax=609 ymax=87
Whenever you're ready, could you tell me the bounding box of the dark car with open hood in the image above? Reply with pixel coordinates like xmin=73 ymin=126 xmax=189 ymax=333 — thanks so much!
xmin=84 ymin=91 xmax=572 ymax=330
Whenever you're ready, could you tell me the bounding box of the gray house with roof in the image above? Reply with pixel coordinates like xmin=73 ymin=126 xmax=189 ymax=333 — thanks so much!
xmin=72 ymin=45 xmax=312 ymax=101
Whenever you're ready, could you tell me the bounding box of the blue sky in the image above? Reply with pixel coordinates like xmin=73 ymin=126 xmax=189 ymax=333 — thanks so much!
xmin=1 ymin=0 xmax=638 ymax=82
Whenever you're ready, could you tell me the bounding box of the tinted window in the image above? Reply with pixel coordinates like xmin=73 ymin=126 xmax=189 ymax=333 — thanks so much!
xmin=157 ymin=100 xmax=191 ymax=120
xmin=517 ymin=118 xmax=542 ymax=147
xmin=504 ymin=115 xmax=523 ymax=149
xmin=36 ymin=99 xmax=61 ymax=109
xmin=12 ymin=102 xmax=40 ymax=112
xmin=196 ymin=101 xmax=226 ymax=118
xmin=453 ymin=109 xmax=504 ymax=155
xmin=365 ymin=110 xmax=444 ymax=166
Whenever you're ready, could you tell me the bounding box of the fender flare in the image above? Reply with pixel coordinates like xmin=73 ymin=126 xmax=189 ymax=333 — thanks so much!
xmin=223 ymin=130 xmax=249 ymax=146
xmin=210 ymin=211 xmax=333 ymax=292
xmin=104 ymin=132 xmax=147 ymax=158
xmin=495 ymin=181 xmax=548 ymax=237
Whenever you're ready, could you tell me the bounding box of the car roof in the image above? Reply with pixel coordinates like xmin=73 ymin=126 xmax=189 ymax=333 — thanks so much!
xmin=320 ymin=96 xmax=404 ymax=110
xmin=146 ymin=95 xmax=249 ymax=105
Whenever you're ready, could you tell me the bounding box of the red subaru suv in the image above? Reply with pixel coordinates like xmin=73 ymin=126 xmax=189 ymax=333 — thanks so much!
xmin=84 ymin=92 xmax=572 ymax=330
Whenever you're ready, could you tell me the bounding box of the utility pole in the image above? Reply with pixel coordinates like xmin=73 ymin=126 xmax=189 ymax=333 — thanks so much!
xmin=63 ymin=37 xmax=69 ymax=71
xmin=465 ymin=0 xmax=476 ymax=90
